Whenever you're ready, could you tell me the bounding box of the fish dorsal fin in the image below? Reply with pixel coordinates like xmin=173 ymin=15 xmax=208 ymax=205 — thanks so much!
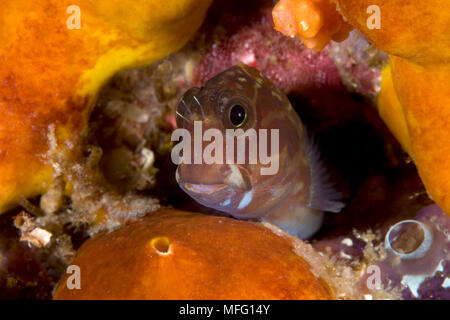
xmin=303 ymin=131 xmax=345 ymax=213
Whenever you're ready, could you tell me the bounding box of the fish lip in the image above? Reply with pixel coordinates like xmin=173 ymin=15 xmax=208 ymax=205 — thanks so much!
xmin=183 ymin=182 xmax=230 ymax=195
xmin=176 ymin=167 xmax=233 ymax=195
xmin=176 ymin=163 xmax=253 ymax=195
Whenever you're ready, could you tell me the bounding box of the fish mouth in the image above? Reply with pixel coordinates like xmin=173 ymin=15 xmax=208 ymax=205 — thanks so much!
xmin=176 ymin=164 xmax=256 ymax=215
xmin=180 ymin=181 xmax=236 ymax=210
xmin=176 ymin=163 xmax=252 ymax=197
xmin=175 ymin=167 xmax=233 ymax=197
xmin=183 ymin=183 xmax=229 ymax=195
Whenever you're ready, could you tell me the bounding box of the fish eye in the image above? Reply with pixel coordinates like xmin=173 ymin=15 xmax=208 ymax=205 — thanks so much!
xmin=228 ymin=104 xmax=247 ymax=127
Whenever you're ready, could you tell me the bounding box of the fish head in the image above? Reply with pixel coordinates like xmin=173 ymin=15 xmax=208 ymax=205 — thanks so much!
xmin=174 ymin=63 xmax=305 ymax=218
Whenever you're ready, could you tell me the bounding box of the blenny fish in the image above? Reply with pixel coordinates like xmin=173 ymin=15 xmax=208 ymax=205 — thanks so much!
xmin=174 ymin=63 xmax=344 ymax=238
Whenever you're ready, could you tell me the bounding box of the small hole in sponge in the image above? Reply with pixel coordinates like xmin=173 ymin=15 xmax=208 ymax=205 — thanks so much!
xmin=151 ymin=236 xmax=171 ymax=255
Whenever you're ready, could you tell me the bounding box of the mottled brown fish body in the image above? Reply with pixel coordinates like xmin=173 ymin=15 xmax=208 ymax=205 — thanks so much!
xmin=175 ymin=63 xmax=343 ymax=238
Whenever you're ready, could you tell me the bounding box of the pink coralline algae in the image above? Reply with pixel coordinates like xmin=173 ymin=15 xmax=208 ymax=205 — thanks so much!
xmin=193 ymin=1 xmax=343 ymax=94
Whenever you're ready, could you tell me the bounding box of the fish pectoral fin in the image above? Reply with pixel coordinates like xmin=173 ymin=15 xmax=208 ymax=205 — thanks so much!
xmin=304 ymin=131 xmax=345 ymax=213
xmin=308 ymin=198 xmax=345 ymax=213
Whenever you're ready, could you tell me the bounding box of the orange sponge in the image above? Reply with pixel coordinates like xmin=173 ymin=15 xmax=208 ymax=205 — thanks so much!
xmin=53 ymin=208 xmax=336 ymax=299
xmin=272 ymin=0 xmax=353 ymax=50
xmin=334 ymin=0 xmax=450 ymax=64
xmin=272 ymin=0 xmax=450 ymax=216
xmin=0 ymin=0 xmax=212 ymax=213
